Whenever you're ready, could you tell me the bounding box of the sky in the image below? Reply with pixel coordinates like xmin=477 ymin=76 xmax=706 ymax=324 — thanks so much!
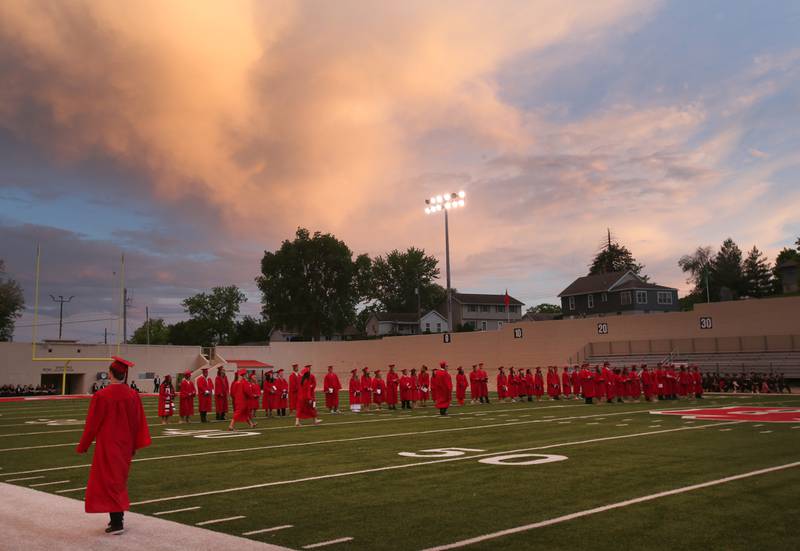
xmin=1 ymin=0 xmax=799 ymax=343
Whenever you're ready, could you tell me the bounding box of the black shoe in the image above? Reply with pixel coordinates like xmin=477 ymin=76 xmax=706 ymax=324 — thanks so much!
xmin=105 ymin=525 xmax=124 ymax=535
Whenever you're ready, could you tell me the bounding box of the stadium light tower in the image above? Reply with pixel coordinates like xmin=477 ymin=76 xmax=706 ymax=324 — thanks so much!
xmin=424 ymin=191 xmax=466 ymax=332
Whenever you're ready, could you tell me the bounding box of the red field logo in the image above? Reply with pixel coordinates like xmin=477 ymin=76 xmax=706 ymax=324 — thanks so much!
xmin=654 ymin=406 xmax=800 ymax=423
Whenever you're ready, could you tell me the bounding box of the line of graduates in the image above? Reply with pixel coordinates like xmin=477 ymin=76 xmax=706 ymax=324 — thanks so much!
xmin=494 ymin=363 xmax=705 ymax=405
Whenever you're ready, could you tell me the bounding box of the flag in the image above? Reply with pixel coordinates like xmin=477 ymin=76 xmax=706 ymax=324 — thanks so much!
xmin=504 ymin=289 xmax=510 ymax=307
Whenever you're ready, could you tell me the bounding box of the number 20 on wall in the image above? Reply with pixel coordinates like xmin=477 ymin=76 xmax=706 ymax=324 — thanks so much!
xmin=597 ymin=322 xmax=609 ymax=335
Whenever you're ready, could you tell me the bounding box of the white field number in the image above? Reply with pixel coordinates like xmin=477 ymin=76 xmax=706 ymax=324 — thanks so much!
xmin=478 ymin=454 xmax=568 ymax=466
xmin=25 ymin=418 xmax=84 ymax=426
xmin=162 ymin=428 xmax=259 ymax=439
xmin=398 ymin=447 xmax=485 ymax=458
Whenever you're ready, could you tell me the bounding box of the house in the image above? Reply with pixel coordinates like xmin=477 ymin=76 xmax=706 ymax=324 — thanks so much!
xmin=776 ymin=260 xmax=799 ymax=294
xmin=419 ymin=308 xmax=448 ymax=333
xmin=365 ymin=313 xmax=421 ymax=336
xmin=558 ymin=271 xmax=679 ymax=318
xmin=268 ymin=326 xmax=358 ymax=342
xmin=447 ymin=292 xmax=524 ymax=331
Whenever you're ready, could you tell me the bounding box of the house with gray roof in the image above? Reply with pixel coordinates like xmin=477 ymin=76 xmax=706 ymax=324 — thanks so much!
xmin=558 ymin=271 xmax=679 ymax=318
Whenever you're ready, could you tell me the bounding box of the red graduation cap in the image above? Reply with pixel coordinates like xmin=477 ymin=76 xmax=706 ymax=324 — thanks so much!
xmin=183 ymin=370 xmax=192 ymax=377
xmin=277 ymin=368 xmax=284 ymax=373
xmin=110 ymin=356 xmax=134 ymax=379
xmin=439 ymin=361 xmax=447 ymax=368
xmin=388 ymin=364 xmax=395 ymax=368
xmin=350 ymin=368 xmax=358 ymax=373
xmin=304 ymin=364 xmax=312 ymax=368
xmin=236 ymin=368 xmax=247 ymax=376
xmin=201 ymin=366 xmax=209 ymax=371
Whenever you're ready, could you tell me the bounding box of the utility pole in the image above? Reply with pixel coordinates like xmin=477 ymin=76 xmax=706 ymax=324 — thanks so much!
xmin=49 ymin=295 xmax=74 ymax=340
xmin=104 ymin=327 xmax=108 ymax=345
xmin=123 ymin=288 xmax=132 ymax=343
xmin=146 ymin=306 xmax=150 ymax=346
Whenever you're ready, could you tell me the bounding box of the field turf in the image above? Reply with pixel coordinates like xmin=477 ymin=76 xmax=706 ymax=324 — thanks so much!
xmin=1 ymin=393 xmax=798 ymax=550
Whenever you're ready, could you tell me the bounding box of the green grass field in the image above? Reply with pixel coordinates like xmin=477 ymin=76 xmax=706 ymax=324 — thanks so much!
xmin=1 ymin=393 xmax=798 ymax=550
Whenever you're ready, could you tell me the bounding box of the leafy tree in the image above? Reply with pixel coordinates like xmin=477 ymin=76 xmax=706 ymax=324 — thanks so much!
xmin=742 ymin=246 xmax=774 ymax=298
xmin=526 ymin=303 xmax=562 ymax=314
xmin=679 ymin=246 xmax=715 ymax=303
xmin=231 ymin=316 xmax=271 ymax=345
xmin=773 ymin=238 xmax=800 ymax=293
xmin=713 ymin=238 xmax=744 ymax=300
xmin=168 ymin=318 xmax=214 ymax=346
xmin=257 ymin=228 xmax=371 ymax=340
xmin=0 ymin=260 xmax=25 ymax=341
xmin=181 ymin=285 xmax=247 ymax=345
xmin=369 ymin=247 xmax=445 ymax=313
xmin=589 ymin=231 xmax=644 ymax=276
xmin=129 ymin=318 xmax=170 ymax=345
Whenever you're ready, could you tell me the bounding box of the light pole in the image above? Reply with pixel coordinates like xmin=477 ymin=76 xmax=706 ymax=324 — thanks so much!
xmin=49 ymin=295 xmax=74 ymax=340
xmin=424 ymin=191 xmax=466 ymax=332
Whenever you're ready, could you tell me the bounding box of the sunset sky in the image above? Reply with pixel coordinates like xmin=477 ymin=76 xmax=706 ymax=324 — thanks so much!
xmin=2 ymin=0 xmax=799 ymax=342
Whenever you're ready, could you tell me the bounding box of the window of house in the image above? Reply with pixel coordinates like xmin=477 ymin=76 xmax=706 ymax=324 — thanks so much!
xmin=436 ymin=323 xmax=441 ymax=332
xmin=467 ymin=304 xmax=477 ymax=312
xmin=425 ymin=322 xmax=430 ymax=332
xmin=496 ymin=305 xmax=505 ymax=313
xmin=636 ymin=290 xmax=648 ymax=304
xmin=587 ymin=294 xmax=595 ymax=309
xmin=480 ymin=305 xmax=490 ymax=312
xmin=657 ymin=291 xmax=673 ymax=305
xmin=568 ymin=296 xmax=576 ymax=310
xmin=601 ymin=293 xmax=608 ymax=302
xmin=511 ymin=305 xmax=521 ymax=313
xmin=498 ymin=321 xmax=503 ymax=329
xmin=480 ymin=321 xmax=487 ymax=331
xmin=620 ymin=291 xmax=632 ymax=305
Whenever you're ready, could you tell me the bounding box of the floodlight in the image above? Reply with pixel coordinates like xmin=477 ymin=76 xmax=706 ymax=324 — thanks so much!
xmin=436 ymin=195 xmax=443 ymax=203
xmin=458 ymin=190 xmax=466 ymax=198
xmin=445 ymin=201 xmax=452 ymax=209
xmin=429 ymin=197 xmax=436 ymax=204
xmin=424 ymin=207 xmax=430 ymax=214
xmin=458 ymin=199 xmax=465 ymax=207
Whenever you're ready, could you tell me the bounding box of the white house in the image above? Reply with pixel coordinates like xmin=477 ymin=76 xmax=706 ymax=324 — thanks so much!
xmin=419 ymin=309 xmax=448 ymax=333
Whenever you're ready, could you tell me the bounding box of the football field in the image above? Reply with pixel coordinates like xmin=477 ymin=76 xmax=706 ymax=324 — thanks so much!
xmin=1 ymin=393 xmax=798 ymax=550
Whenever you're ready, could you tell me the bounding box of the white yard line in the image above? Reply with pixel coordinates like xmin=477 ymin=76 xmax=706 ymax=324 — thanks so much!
xmin=130 ymin=421 xmax=737 ymax=506
xmin=242 ymin=525 xmax=294 ymax=536
xmin=154 ymin=506 xmax=202 ymax=516
xmin=0 ymin=410 xmax=657 ymax=477
xmin=55 ymin=486 xmax=86 ymax=493
xmin=6 ymin=475 xmax=44 ymax=482
xmin=29 ymin=480 xmax=69 ymax=487
xmin=196 ymin=515 xmax=246 ymax=526
xmin=419 ymin=461 xmax=800 ymax=551
xmin=303 ymin=537 xmax=353 ymax=548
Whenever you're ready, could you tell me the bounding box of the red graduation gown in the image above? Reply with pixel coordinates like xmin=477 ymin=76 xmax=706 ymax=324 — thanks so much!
xmin=296 ymin=369 xmax=318 ymax=419
xmin=179 ymin=378 xmax=196 ymax=416
xmin=399 ymin=375 xmax=413 ymax=401
xmin=455 ymin=373 xmax=468 ymax=404
xmin=533 ymin=371 xmax=544 ymax=397
xmin=360 ymin=374 xmax=372 ymax=405
xmin=349 ymin=376 xmax=361 ymax=405
xmin=433 ymin=370 xmax=453 ymax=409
xmin=469 ymin=370 xmax=478 ymax=400
xmin=231 ymin=379 xmax=249 ymax=422
xmin=386 ymin=371 xmax=399 ymax=405
xmin=372 ymin=378 xmax=386 ymax=404
xmin=324 ymin=372 xmax=342 ymax=408
xmin=196 ymin=375 xmax=213 ymax=412
xmin=580 ymin=368 xmax=595 ymax=398
xmin=77 ymin=384 xmax=151 ymax=513
xmin=214 ymin=374 xmax=229 ymax=413
xmin=419 ymin=372 xmax=431 ymax=400
xmin=275 ymin=377 xmax=289 ymax=408
xmin=289 ymin=372 xmax=299 ymax=411
xmin=496 ymin=373 xmax=508 ymax=399
xmin=561 ymin=371 xmax=571 ymax=395
xmin=157 ymin=384 xmax=175 ymax=417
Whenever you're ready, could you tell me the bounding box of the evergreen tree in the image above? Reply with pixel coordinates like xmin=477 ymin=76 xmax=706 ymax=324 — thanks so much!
xmin=742 ymin=246 xmax=773 ymax=297
xmin=713 ymin=238 xmax=744 ymax=300
xmin=589 ymin=230 xmax=645 ymax=276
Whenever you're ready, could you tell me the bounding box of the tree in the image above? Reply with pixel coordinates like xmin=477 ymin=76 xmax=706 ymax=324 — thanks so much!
xmin=526 ymin=303 xmax=562 ymax=314
xmin=589 ymin=230 xmax=644 ymax=276
xmin=231 ymin=316 xmax=272 ymax=345
xmin=181 ymin=285 xmax=247 ymax=345
xmin=168 ymin=318 xmax=214 ymax=346
xmin=773 ymin=239 xmax=800 ymax=293
xmin=369 ymin=247 xmax=445 ymax=313
xmin=713 ymin=238 xmax=744 ymax=300
xmin=129 ymin=318 xmax=170 ymax=345
xmin=257 ymin=228 xmax=371 ymax=340
xmin=742 ymin=246 xmax=774 ymax=298
xmin=0 ymin=260 xmax=25 ymax=341
xmin=678 ymin=246 xmax=715 ymax=302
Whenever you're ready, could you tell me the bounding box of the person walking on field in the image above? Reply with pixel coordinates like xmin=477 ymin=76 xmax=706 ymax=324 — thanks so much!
xmin=455 ymin=366 xmax=468 ymax=406
xmin=275 ymin=369 xmax=289 ymax=416
xmin=296 ymin=365 xmax=322 ymax=427
xmin=288 ymin=364 xmax=300 ymax=413
xmin=179 ymin=370 xmax=195 ymax=423
xmin=214 ymin=365 xmax=229 ymax=420
xmin=323 ymin=365 xmax=342 ymax=413
xmin=432 ymin=361 xmax=453 ymax=416
xmin=196 ymin=367 xmax=213 ymax=423
xmin=76 ymin=357 xmax=151 ymax=535
xmin=157 ymin=374 xmax=175 ymax=424
xmin=228 ymin=369 xmax=256 ymax=430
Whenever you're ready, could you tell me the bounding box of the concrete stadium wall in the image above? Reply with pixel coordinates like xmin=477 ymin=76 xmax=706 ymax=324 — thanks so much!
xmin=2 ymin=296 xmax=799 ymax=393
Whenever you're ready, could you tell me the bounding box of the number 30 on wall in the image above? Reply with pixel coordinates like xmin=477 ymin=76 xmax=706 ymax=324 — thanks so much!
xmin=699 ymin=317 xmax=713 ymax=330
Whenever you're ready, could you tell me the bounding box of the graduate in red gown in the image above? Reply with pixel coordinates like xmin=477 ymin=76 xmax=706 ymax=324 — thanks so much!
xmin=399 ymin=368 xmax=413 ymax=409
xmin=469 ymin=365 xmax=479 ymax=403
xmin=372 ymin=369 xmax=386 ymax=410
xmin=571 ymin=366 xmax=581 ymax=398
xmin=196 ymin=367 xmax=213 ymax=423
xmin=247 ymin=372 xmax=261 ymax=424
xmin=263 ymin=369 xmax=277 ymax=417
xmin=678 ymin=366 xmax=691 ymax=398
xmin=275 ymin=369 xmax=289 ymax=416
xmin=386 ymin=364 xmax=399 ymax=410
xmin=432 ymin=361 xmax=453 ymax=415
xmin=692 ymin=365 xmax=703 ymax=398
xmin=76 ymin=357 xmax=151 ymax=534
xmin=419 ymin=365 xmax=431 ymax=406
xmin=562 ymin=367 xmax=572 ymax=398
xmin=533 ymin=367 xmax=544 ymax=399
xmin=179 ymin=370 xmax=196 ymax=423
xmin=580 ymin=364 xmax=595 ymax=404
xmin=524 ymin=369 xmax=534 ymax=402
xmin=348 ymin=368 xmax=361 ymax=412
xmin=641 ymin=365 xmax=654 ymax=401
xmin=594 ymin=366 xmax=606 ymax=402
xmin=410 ymin=368 xmax=420 ymax=404
xmin=455 ymin=366 xmax=468 ymax=406
xmin=324 ymin=365 xmax=342 ymax=413
xmin=478 ymin=363 xmax=489 ymax=403
xmin=157 ymin=374 xmax=175 ymax=424
xmin=214 ymin=366 xmax=229 ymax=420
xmin=496 ymin=366 xmax=508 ymax=401
xmin=547 ymin=367 xmax=560 ymax=400
xmin=288 ymin=364 xmax=300 ymax=412
xmin=228 ymin=368 xmax=255 ymax=430
xmin=296 ymin=365 xmax=322 ymax=426
xmin=360 ymin=367 xmax=372 ymax=410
